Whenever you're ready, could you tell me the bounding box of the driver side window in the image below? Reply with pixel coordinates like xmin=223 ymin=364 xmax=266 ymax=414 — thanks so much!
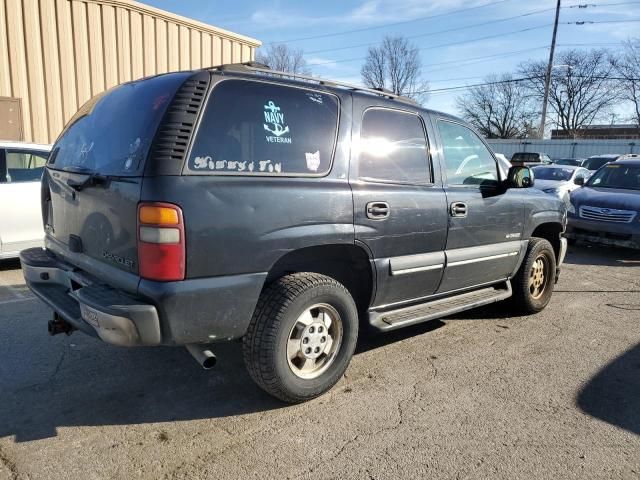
xmin=437 ymin=120 xmax=498 ymax=186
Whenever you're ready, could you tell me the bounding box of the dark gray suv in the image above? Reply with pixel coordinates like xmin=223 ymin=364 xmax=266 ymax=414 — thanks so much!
xmin=21 ymin=64 xmax=567 ymax=402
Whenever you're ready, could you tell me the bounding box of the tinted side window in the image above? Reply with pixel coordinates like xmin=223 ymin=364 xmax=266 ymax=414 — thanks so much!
xmin=437 ymin=121 xmax=498 ymax=186
xmin=358 ymin=108 xmax=430 ymax=184
xmin=5 ymin=150 xmax=48 ymax=182
xmin=187 ymin=80 xmax=339 ymax=176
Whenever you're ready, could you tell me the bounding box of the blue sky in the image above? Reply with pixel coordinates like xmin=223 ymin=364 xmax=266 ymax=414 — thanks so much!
xmin=147 ymin=0 xmax=637 ymax=117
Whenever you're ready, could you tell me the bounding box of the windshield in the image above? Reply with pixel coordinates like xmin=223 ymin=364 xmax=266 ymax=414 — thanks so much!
xmin=512 ymin=152 xmax=539 ymax=162
xmin=555 ymin=159 xmax=581 ymax=166
xmin=586 ymin=164 xmax=640 ymax=190
xmin=582 ymin=157 xmax=615 ymax=171
xmin=48 ymin=72 xmax=189 ymax=176
xmin=533 ymin=167 xmax=574 ymax=181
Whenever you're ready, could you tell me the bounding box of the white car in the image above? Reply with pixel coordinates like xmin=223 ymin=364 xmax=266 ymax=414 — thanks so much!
xmin=0 ymin=141 xmax=51 ymax=259
xmin=531 ymin=164 xmax=590 ymax=204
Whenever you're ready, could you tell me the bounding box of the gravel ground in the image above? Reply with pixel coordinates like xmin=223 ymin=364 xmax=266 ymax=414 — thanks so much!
xmin=0 ymin=244 xmax=638 ymax=480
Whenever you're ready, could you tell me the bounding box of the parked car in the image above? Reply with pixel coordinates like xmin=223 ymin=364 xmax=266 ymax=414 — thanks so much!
xmin=566 ymin=158 xmax=640 ymax=249
xmin=0 ymin=141 xmax=51 ymax=259
xmin=554 ymin=158 xmax=585 ymax=167
xmin=581 ymin=154 xmax=622 ymax=171
xmin=20 ymin=65 xmax=567 ymax=402
xmin=511 ymin=151 xmax=553 ymax=167
xmin=532 ymin=165 xmax=591 ymax=204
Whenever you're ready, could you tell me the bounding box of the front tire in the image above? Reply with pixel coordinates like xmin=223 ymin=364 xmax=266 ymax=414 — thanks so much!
xmin=243 ymin=273 xmax=358 ymax=403
xmin=511 ymin=237 xmax=556 ymax=314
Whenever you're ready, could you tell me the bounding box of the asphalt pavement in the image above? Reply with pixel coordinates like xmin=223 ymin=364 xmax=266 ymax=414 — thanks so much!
xmin=0 ymin=245 xmax=639 ymax=479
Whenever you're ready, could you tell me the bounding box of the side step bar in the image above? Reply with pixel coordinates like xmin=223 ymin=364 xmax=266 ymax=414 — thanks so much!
xmin=369 ymin=282 xmax=512 ymax=331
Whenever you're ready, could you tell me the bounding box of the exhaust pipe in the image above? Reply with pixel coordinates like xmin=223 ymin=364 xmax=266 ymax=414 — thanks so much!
xmin=48 ymin=314 xmax=75 ymax=336
xmin=186 ymin=344 xmax=217 ymax=370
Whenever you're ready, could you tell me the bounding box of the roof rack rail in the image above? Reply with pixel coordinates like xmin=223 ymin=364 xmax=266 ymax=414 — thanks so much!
xmin=209 ymin=62 xmax=417 ymax=105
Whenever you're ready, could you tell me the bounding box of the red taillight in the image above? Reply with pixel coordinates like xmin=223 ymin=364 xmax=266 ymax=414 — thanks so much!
xmin=137 ymin=202 xmax=185 ymax=281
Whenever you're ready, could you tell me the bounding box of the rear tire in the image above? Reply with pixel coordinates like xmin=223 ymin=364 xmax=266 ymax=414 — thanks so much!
xmin=511 ymin=237 xmax=556 ymax=314
xmin=243 ymin=273 xmax=358 ymax=403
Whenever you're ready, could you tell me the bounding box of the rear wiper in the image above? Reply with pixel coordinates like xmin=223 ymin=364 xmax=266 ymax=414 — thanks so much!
xmin=66 ymin=173 xmax=108 ymax=191
xmin=66 ymin=173 xmax=136 ymax=191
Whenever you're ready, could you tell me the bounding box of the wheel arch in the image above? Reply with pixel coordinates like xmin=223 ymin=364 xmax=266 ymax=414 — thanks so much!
xmin=265 ymin=243 xmax=375 ymax=313
xmin=530 ymin=221 xmax=564 ymax=261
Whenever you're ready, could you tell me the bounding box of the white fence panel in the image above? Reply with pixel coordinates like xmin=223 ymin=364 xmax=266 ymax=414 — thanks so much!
xmin=486 ymin=139 xmax=639 ymax=160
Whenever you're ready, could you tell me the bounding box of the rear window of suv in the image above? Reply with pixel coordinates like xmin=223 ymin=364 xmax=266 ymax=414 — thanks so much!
xmin=48 ymin=72 xmax=190 ymax=176
xmin=186 ymin=79 xmax=339 ymax=176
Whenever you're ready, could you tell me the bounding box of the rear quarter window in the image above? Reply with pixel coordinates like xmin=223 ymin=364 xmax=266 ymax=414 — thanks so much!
xmin=186 ymin=79 xmax=339 ymax=176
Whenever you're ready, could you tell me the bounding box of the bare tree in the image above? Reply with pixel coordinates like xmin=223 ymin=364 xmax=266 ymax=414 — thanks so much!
xmin=519 ymin=49 xmax=619 ymax=138
xmin=612 ymin=38 xmax=640 ymax=133
xmin=255 ymin=43 xmax=310 ymax=75
xmin=361 ymin=36 xmax=428 ymax=103
xmin=456 ymin=74 xmax=537 ymax=138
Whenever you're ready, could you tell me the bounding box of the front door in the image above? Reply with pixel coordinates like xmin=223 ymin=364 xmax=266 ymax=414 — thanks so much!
xmin=0 ymin=148 xmax=47 ymax=256
xmin=432 ymin=118 xmax=524 ymax=293
xmin=351 ymin=102 xmax=448 ymax=308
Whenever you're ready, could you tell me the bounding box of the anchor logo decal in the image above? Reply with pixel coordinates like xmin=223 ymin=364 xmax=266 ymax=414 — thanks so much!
xmin=263 ymin=100 xmax=290 ymax=138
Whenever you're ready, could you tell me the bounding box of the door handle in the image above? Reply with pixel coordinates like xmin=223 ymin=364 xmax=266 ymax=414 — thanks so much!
xmin=450 ymin=202 xmax=468 ymax=217
xmin=366 ymin=201 xmax=390 ymax=220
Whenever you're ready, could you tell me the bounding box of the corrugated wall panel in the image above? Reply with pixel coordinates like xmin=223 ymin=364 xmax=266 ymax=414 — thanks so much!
xmin=23 ymin=0 xmax=48 ymax=142
xmin=0 ymin=0 xmax=261 ymax=143
xmin=56 ymin=0 xmax=78 ymax=124
xmin=116 ymin=6 xmax=131 ymax=83
xmin=167 ymin=22 xmax=180 ymax=72
xmin=0 ymin=1 xmax=12 ymax=97
xmin=201 ymin=33 xmax=211 ymax=68
xmin=143 ymin=14 xmax=156 ymax=76
xmin=179 ymin=25 xmax=190 ymax=70
xmin=155 ymin=19 xmax=167 ymax=74
xmin=39 ymin=0 xmax=64 ymax=141
xmin=190 ymin=29 xmax=201 ymax=69
xmin=102 ymin=5 xmax=119 ymax=89
xmin=212 ymin=36 xmax=222 ymax=66
xmin=5 ymin=0 xmax=31 ymax=141
xmin=129 ymin=10 xmax=144 ymax=80
xmin=72 ymin=0 xmax=92 ymax=107
xmin=222 ymin=38 xmax=232 ymax=64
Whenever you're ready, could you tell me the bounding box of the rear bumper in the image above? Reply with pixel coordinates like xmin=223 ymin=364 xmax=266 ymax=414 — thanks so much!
xmin=566 ymin=217 xmax=640 ymax=249
xmin=21 ymin=248 xmax=161 ymax=346
xmin=20 ymin=247 xmax=267 ymax=346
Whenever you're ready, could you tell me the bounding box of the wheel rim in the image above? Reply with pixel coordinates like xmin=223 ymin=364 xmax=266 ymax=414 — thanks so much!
xmin=529 ymin=254 xmax=550 ymax=300
xmin=286 ymin=303 xmax=343 ymax=380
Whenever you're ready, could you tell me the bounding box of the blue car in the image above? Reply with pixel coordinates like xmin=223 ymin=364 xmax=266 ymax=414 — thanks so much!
xmin=566 ymin=158 xmax=640 ymax=249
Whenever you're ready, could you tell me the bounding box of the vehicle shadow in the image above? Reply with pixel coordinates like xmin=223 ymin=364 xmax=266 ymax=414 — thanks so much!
xmin=0 ymin=258 xmax=21 ymax=271
xmin=563 ymin=244 xmax=640 ymax=267
xmin=0 ymin=293 xmax=447 ymax=443
xmin=576 ymin=343 xmax=640 ymax=436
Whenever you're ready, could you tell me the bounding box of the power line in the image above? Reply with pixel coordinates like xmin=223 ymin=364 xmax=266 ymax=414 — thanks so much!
xmin=306 ymin=18 xmax=637 ymax=67
xmin=565 ymin=18 xmax=640 ymax=24
xmin=306 ymin=7 xmax=556 ymax=55
xmin=567 ymin=1 xmax=640 ymax=7
xmin=411 ymin=74 xmax=640 ymax=95
xmin=265 ymin=0 xmax=512 ymax=45
xmin=307 ymin=24 xmax=553 ymax=66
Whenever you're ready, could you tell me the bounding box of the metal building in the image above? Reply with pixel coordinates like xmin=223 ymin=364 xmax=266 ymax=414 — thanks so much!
xmin=0 ymin=0 xmax=261 ymax=144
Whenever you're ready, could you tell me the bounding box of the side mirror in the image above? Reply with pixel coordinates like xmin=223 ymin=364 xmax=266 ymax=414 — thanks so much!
xmin=507 ymin=166 xmax=534 ymax=188
xmin=574 ymin=177 xmax=584 ymax=186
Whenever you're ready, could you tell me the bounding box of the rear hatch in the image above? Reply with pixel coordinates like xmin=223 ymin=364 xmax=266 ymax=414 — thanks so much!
xmin=43 ymin=72 xmax=193 ymax=279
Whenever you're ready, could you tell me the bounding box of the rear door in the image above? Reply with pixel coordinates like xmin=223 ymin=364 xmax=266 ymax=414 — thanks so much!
xmin=0 ymin=148 xmax=47 ymax=255
xmin=351 ymin=101 xmax=448 ymax=308
xmin=432 ymin=118 xmax=524 ymax=293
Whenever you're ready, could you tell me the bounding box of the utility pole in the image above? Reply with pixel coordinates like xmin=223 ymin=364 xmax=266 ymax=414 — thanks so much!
xmin=539 ymin=0 xmax=561 ymax=139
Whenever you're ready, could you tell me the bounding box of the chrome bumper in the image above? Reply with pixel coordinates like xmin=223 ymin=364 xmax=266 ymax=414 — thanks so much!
xmin=20 ymin=248 xmax=161 ymax=346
